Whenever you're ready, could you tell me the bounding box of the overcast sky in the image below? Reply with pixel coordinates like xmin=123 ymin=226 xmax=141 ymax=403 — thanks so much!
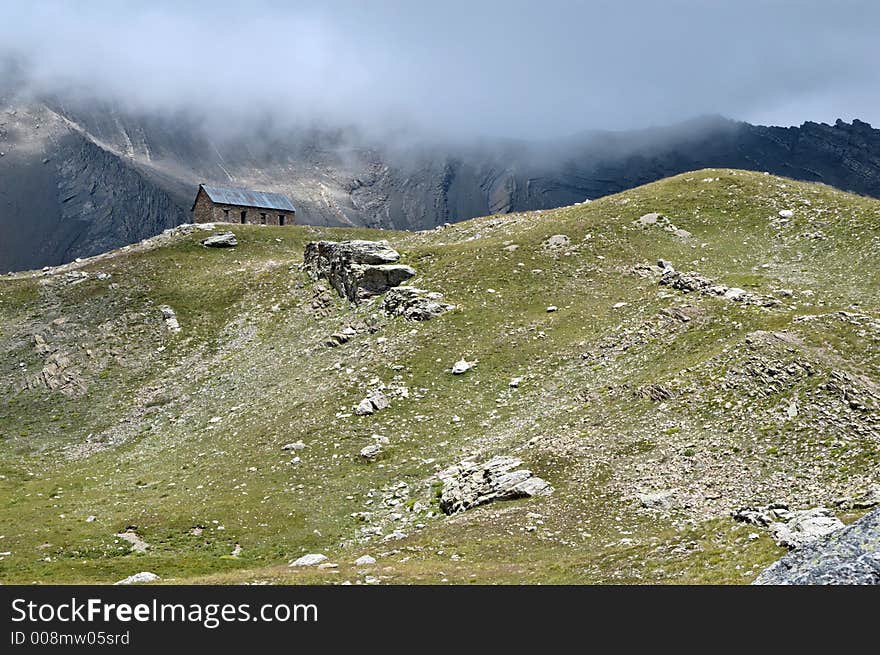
xmin=2 ymin=0 xmax=878 ymax=139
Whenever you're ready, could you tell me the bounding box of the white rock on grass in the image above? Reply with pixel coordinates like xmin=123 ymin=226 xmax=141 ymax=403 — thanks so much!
xmin=355 ymin=398 xmax=375 ymax=415
xmin=115 ymin=571 xmax=160 ymax=585
xmin=451 ymin=359 xmax=475 ymax=375
xmin=289 ymin=553 xmax=328 ymax=567
xmin=354 ymin=555 xmax=376 ymax=566
xmin=360 ymin=444 xmax=382 ymax=460
xmin=778 ymin=209 xmax=794 ymax=218
xmin=282 ymin=441 xmax=306 ymax=451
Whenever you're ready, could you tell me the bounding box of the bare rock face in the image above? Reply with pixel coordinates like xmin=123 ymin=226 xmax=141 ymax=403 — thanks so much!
xmin=382 ymin=286 xmax=455 ymax=321
xmin=438 ymin=455 xmax=553 ymax=515
xmin=303 ymin=240 xmax=415 ymax=302
xmin=753 ymin=507 xmax=880 ymax=585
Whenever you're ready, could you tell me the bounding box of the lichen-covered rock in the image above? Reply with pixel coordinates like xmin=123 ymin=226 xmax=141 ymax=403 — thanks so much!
xmin=303 ymin=240 xmax=414 ymax=302
xmin=753 ymin=507 xmax=880 ymax=584
xmin=438 ymin=455 xmax=553 ymax=515
xmin=382 ymin=286 xmax=455 ymax=320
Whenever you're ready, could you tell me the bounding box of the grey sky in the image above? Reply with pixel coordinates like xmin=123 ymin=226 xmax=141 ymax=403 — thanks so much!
xmin=2 ymin=0 xmax=878 ymax=138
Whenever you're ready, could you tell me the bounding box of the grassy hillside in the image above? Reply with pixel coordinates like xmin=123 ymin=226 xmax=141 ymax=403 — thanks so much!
xmin=1 ymin=169 xmax=878 ymax=584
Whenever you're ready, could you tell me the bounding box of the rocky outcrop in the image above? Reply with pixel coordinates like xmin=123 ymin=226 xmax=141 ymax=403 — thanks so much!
xmin=733 ymin=504 xmax=844 ymax=549
xmin=659 ymin=270 xmax=779 ymax=307
xmin=303 ymin=240 xmax=415 ymax=303
xmin=438 ymin=455 xmax=553 ymax=515
xmin=382 ymin=286 xmax=455 ymax=320
xmin=753 ymin=507 xmax=880 ymax=584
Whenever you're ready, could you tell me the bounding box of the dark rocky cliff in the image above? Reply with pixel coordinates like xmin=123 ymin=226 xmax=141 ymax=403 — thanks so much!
xmin=4 ymin=99 xmax=880 ymax=272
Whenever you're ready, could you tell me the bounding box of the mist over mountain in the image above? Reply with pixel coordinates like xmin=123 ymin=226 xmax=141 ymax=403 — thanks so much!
xmin=2 ymin=1 xmax=880 ymax=271
xmin=2 ymin=92 xmax=880 ymax=272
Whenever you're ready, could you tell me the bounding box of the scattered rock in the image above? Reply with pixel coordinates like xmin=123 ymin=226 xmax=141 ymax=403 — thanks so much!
xmin=754 ymin=507 xmax=880 ymax=584
xmin=115 ymin=571 xmax=160 ymax=585
xmin=659 ymin=270 xmax=778 ymax=307
xmin=546 ymin=305 xmax=558 ymax=312
xmin=778 ymin=209 xmax=794 ymax=218
xmin=159 ymin=305 xmax=180 ymax=332
xmin=282 ymin=441 xmax=306 ymax=451
xmin=116 ymin=529 xmax=150 ymax=553
xmin=354 ymin=555 xmax=376 ymax=566
xmin=200 ymin=232 xmax=238 ymax=248
xmin=438 ymin=455 xmax=553 ymax=514
xmin=635 ymin=384 xmax=675 ymax=402
xmin=355 ymin=391 xmax=389 ymax=416
xmin=382 ymin=286 xmax=455 ymax=320
xmin=303 ymin=240 xmax=414 ymax=302
xmin=355 ymin=398 xmax=375 ymax=416
xmin=836 ymin=486 xmax=880 ymax=510
xmin=289 ymin=553 xmax=328 ymax=567
xmin=509 ymin=377 xmax=523 ymax=388
xmin=543 ymin=234 xmax=570 ymax=249
xmin=638 ymin=490 xmax=676 ymax=510
xmin=636 ymin=213 xmax=661 ymax=226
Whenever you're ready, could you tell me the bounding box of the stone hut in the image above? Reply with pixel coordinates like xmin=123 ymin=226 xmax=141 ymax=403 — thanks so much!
xmin=191 ymin=184 xmax=296 ymax=226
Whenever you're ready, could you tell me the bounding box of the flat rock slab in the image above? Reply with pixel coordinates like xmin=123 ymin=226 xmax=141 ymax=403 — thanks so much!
xmin=201 ymin=232 xmax=238 ymax=248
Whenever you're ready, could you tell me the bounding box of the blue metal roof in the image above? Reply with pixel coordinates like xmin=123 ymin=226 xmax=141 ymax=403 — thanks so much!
xmin=199 ymin=184 xmax=296 ymax=212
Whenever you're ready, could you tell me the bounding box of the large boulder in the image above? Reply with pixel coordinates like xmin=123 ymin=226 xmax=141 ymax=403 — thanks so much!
xmin=303 ymin=240 xmax=415 ymax=302
xmin=438 ymin=455 xmax=553 ymax=515
xmin=753 ymin=507 xmax=880 ymax=584
xmin=114 ymin=571 xmax=160 ymax=585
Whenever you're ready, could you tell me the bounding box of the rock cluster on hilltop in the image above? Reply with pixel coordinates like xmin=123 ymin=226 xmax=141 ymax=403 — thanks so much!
xmin=437 ymin=455 xmax=553 ymax=515
xmin=304 ymin=240 xmax=454 ymax=321
xmin=753 ymin=507 xmax=880 ymax=584
xmin=659 ymin=269 xmax=779 ymax=307
xmin=303 ymin=240 xmax=415 ymax=302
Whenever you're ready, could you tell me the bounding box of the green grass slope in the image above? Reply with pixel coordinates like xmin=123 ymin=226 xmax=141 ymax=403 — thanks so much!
xmin=1 ymin=169 xmax=878 ymax=584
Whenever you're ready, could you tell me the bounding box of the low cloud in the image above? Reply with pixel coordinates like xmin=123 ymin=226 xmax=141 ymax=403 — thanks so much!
xmin=2 ymin=0 xmax=879 ymax=139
